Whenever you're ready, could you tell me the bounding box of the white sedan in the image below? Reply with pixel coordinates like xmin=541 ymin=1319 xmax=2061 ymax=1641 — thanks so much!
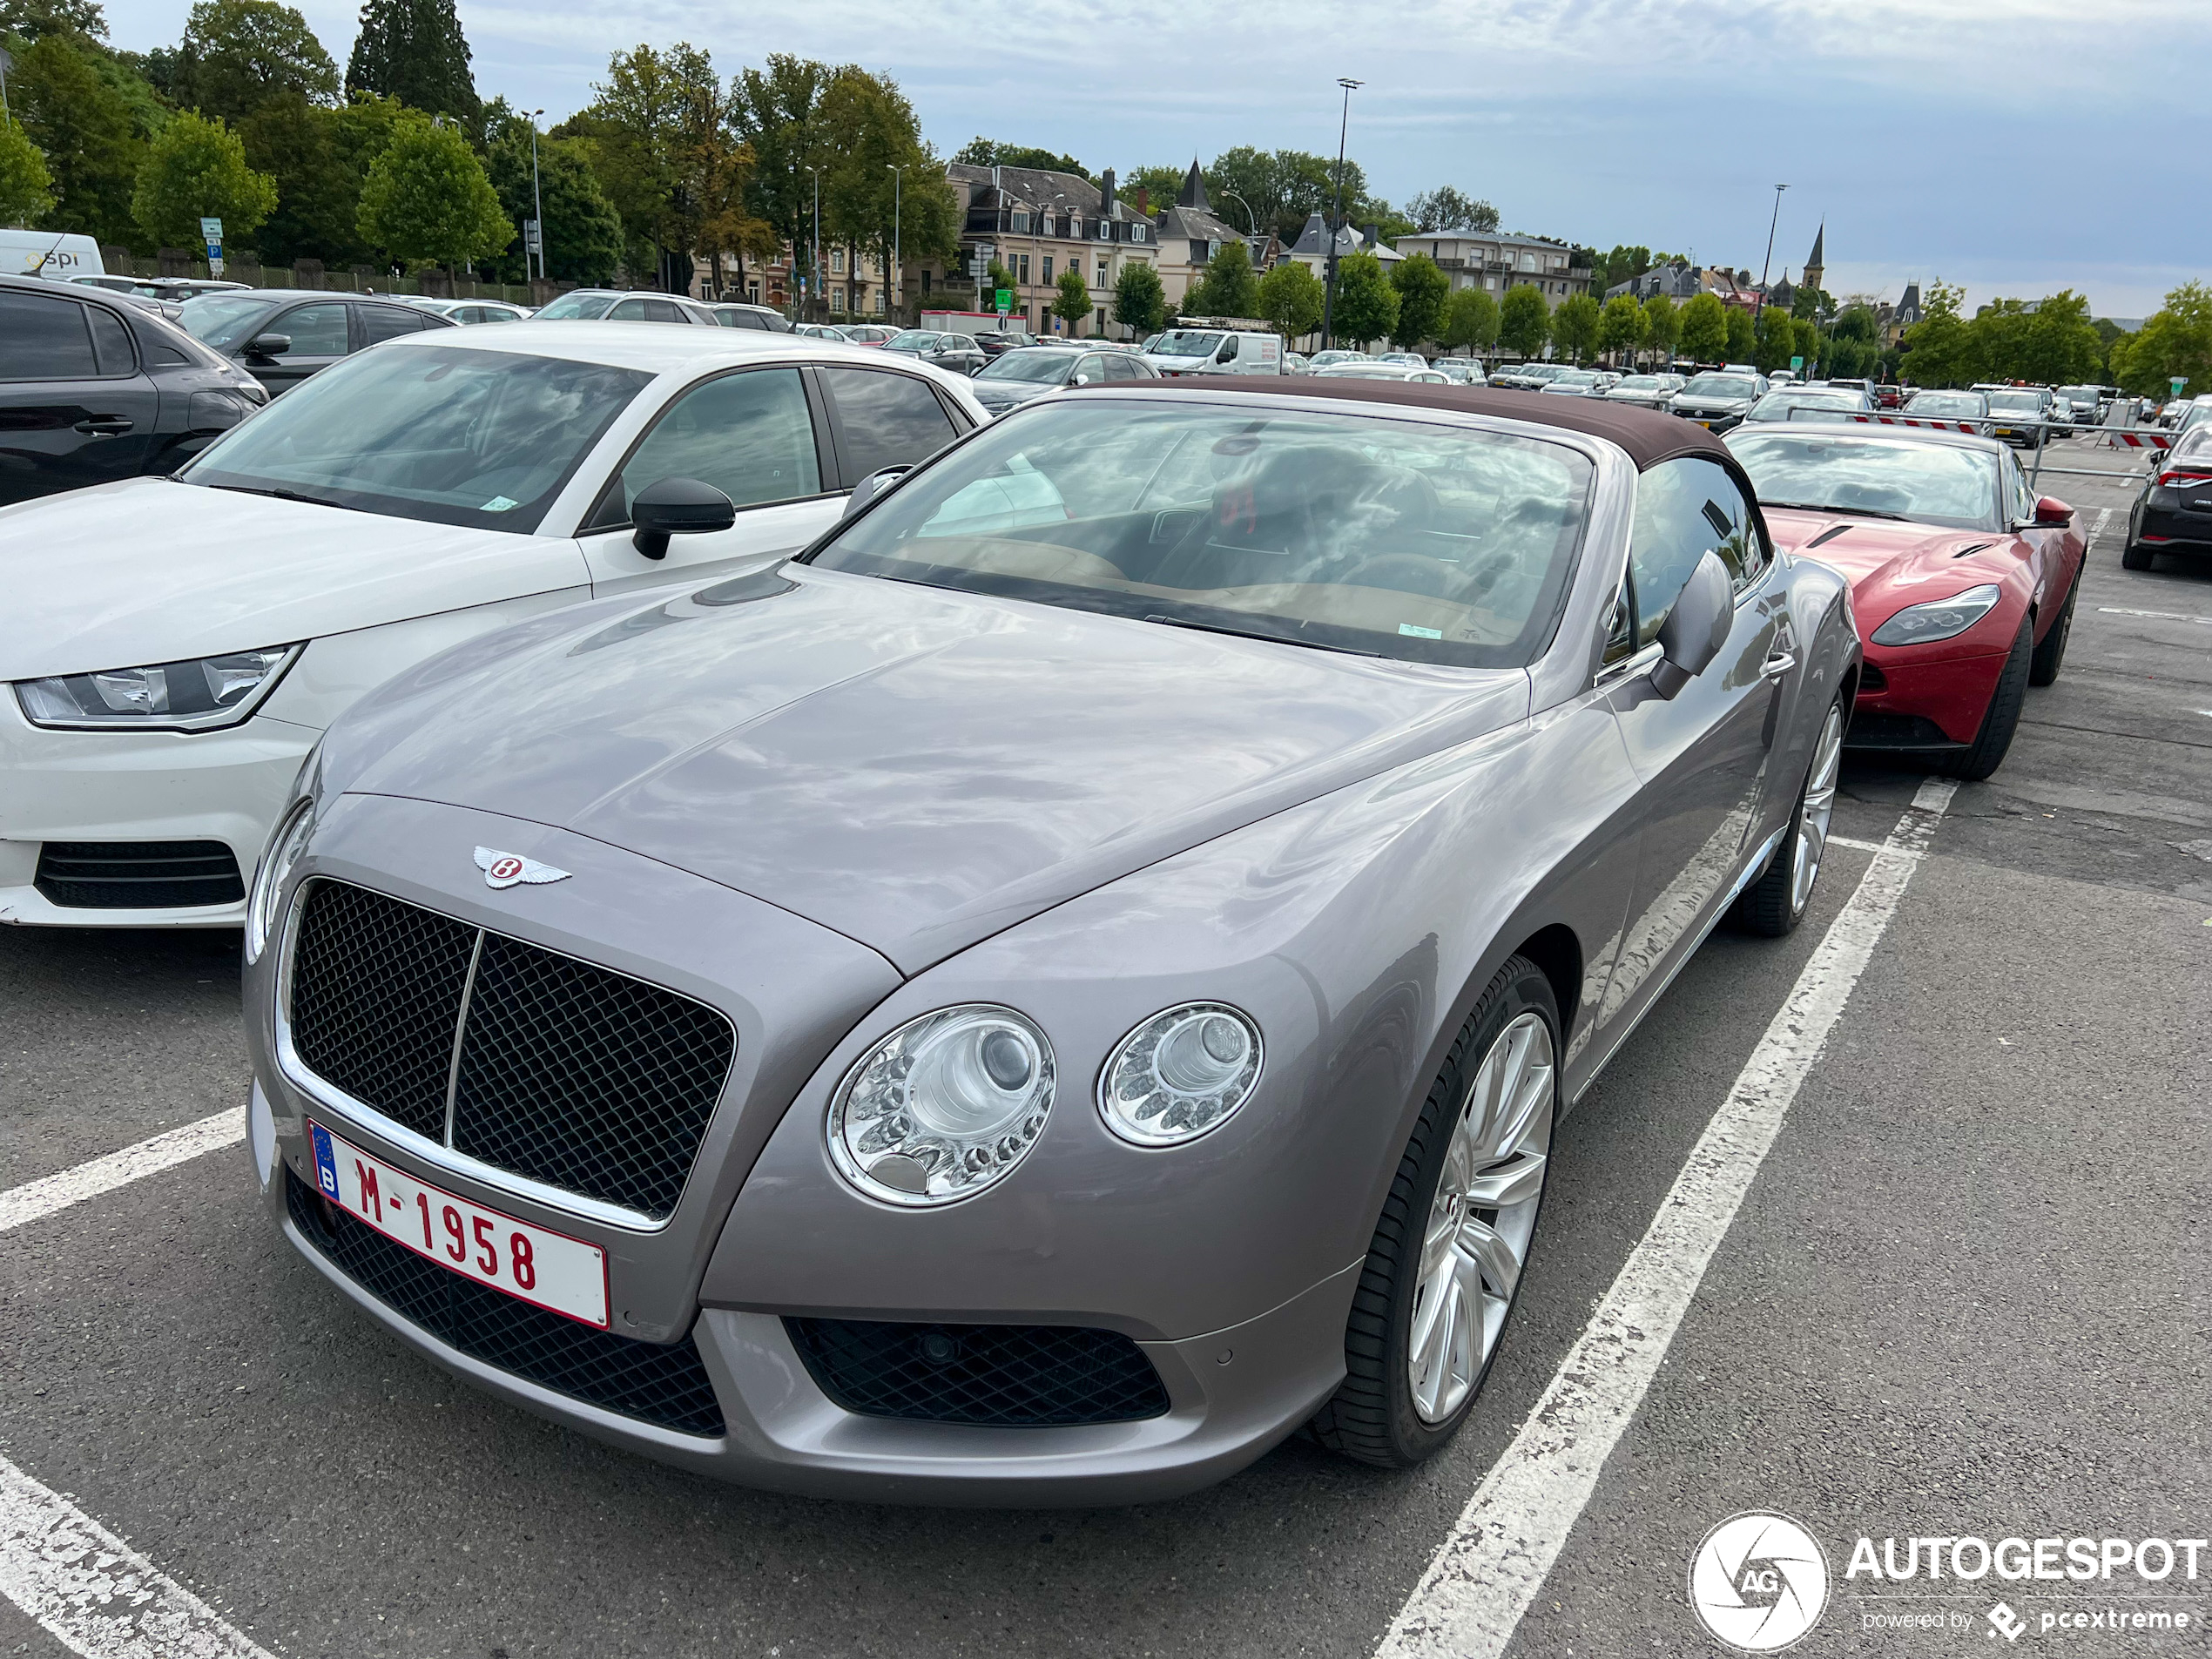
xmin=2 ymin=323 xmax=987 ymax=927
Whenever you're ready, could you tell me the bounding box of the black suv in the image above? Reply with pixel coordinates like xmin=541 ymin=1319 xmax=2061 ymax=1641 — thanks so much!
xmin=175 ymin=288 xmax=459 ymax=395
xmin=0 ymin=274 xmax=273 ymax=505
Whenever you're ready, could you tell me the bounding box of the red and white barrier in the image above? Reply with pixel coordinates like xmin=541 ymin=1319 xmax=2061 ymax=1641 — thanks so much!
xmin=2099 ymin=428 xmax=2172 ymax=451
xmin=1842 ymin=413 xmax=1983 ymax=432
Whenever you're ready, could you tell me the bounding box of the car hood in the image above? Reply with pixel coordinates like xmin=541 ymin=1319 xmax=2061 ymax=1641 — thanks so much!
xmin=970 ymin=381 xmax=1050 ymax=405
xmin=1764 ymin=508 xmax=2026 ymax=629
xmin=0 ymin=477 xmax=586 ymax=679
xmin=331 ymin=565 xmax=1530 ymax=974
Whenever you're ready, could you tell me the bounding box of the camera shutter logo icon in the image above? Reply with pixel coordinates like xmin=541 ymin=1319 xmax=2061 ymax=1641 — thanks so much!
xmin=1688 ymin=1512 xmax=1830 ymax=1651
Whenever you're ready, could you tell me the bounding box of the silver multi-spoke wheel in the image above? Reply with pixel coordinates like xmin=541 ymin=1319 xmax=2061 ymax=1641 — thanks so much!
xmin=1407 ymin=1010 xmax=1555 ymax=1425
xmin=1791 ymin=703 xmax=1844 ymax=917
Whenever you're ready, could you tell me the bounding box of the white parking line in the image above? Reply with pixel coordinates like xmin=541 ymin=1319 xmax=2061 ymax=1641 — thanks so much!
xmin=2090 ymin=506 xmax=2114 ymax=546
xmin=0 ymin=1110 xmax=242 ymax=1234
xmin=1375 ymin=778 xmax=1956 ymax=1659
xmin=0 ymin=1452 xmax=275 ymax=1658
xmin=2097 ymin=607 xmax=2212 ymax=626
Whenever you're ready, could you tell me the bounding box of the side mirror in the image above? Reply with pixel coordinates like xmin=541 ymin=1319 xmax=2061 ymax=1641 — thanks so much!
xmin=2033 ymin=496 xmax=2074 ymax=526
xmin=1216 ymin=343 xmax=1237 ymax=363
xmin=631 ymin=475 xmax=736 ymax=558
xmin=245 ymin=334 xmax=292 ymax=359
xmin=842 ymin=464 xmax=911 ymax=519
xmin=1650 ymin=550 xmax=1734 ymax=699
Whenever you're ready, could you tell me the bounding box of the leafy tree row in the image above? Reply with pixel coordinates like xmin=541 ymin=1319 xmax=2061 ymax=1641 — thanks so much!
xmin=1903 ymin=282 xmax=2158 ymax=391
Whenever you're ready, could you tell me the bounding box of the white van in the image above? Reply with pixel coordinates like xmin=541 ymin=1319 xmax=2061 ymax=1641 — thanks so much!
xmin=1146 ymin=327 xmax=1283 ymax=377
xmin=0 ymin=230 xmax=105 ymax=280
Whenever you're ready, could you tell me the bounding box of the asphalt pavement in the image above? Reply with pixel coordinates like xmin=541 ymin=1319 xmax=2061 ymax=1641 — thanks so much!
xmin=0 ymin=428 xmax=2205 ymax=1659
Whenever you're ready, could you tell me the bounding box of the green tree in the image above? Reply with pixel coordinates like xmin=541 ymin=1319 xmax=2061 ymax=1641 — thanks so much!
xmin=356 ymin=115 xmax=509 ymax=270
xmin=1185 ymin=238 xmax=1259 ymax=318
xmin=1052 ymin=265 xmax=1091 ymax=333
xmin=1549 ymin=291 xmax=1599 ymax=363
xmin=238 ymin=92 xmax=356 ymax=265
xmin=344 ymin=0 xmax=476 ymax=126
xmin=1388 ymin=252 xmax=1448 ymax=348
xmin=728 ymin=52 xmax=834 ymax=300
xmin=172 ymin=0 xmax=337 ymax=126
xmin=1123 ymin=162 xmax=1187 ymax=214
xmin=1596 ymin=293 xmax=1643 ymax=363
xmin=1498 ymin=283 xmax=1550 ymax=358
xmin=1202 ymin=145 xmax=1375 ymax=244
xmin=1255 ymin=257 xmax=1322 ymax=341
xmin=2110 ymin=282 xmax=2212 ymax=399
xmin=1676 ymin=291 xmax=1729 ymax=362
xmin=0 ymin=116 xmax=56 ymax=225
xmin=11 ymin=31 xmax=144 ymax=244
xmin=1439 ymin=286 xmax=1498 ymax=355
xmin=951 ymin=137 xmax=1088 ymax=181
xmin=131 ymin=108 xmax=273 ymax=247
xmin=819 ymin=65 xmax=957 ymax=315
xmin=1752 ymin=304 xmax=1795 ymax=374
xmin=1602 ymin=245 xmax=1653 ymax=287
xmin=0 ymin=0 xmax=109 ymax=41
xmin=1328 ymin=249 xmax=1396 ymax=346
xmin=1987 ymin=289 xmax=2103 ymax=386
xmin=1898 ymin=281 xmax=1976 ymax=387
xmin=1642 ymin=292 xmax=1680 ymax=362
xmin=481 ymin=100 xmax=623 ymax=285
xmin=1406 ymin=185 xmax=1496 ymax=233
xmin=1724 ymin=305 xmax=1757 ymax=363
xmin=1113 ymin=260 xmax=1166 ymax=335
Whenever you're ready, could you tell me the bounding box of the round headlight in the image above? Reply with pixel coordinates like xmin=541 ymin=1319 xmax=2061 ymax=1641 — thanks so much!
xmin=1098 ymin=1003 xmax=1264 ymax=1147
xmin=246 ymin=795 xmax=314 ymax=964
xmin=827 ymin=1005 xmax=1055 ymax=1207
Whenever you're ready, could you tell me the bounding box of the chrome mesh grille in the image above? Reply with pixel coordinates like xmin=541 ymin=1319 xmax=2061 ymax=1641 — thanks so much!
xmin=786 ymin=1318 xmax=1170 ymax=1426
xmin=286 ymin=879 xmax=735 ymax=1219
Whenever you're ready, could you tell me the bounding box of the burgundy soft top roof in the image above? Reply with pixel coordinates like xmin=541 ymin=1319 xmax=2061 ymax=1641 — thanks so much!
xmin=1082 ymin=374 xmax=1736 ymax=472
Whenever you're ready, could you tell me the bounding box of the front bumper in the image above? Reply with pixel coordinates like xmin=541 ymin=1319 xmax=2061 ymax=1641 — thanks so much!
xmin=248 ymin=796 xmax=1363 ymax=1504
xmin=1848 ymin=646 xmax=2010 ymax=748
xmin=0 ymin=705 xmax=319 ymax=927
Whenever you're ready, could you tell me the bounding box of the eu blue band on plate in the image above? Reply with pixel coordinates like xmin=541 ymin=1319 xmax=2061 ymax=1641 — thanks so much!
xmin=310 ymin=1123 xmax=340 ymax=1200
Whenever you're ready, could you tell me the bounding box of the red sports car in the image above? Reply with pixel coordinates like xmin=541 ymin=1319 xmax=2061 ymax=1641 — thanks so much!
xmin=1726 ymin=425 xmax=2085 ymax=779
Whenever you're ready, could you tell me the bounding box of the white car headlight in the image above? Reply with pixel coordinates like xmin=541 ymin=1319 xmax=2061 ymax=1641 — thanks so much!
xmin=15 ymin=644 xmax=299 ymax=731
xmin=1098 ymin=1003 xmax=1264 ymax=1147
xmin=246 ymin=792 xmax=315 ymax=964
xmin=1870 ymin=584 xmax=2002 ymax=647
xmin=827 ymin=1006 xmax=1055 ymax=1207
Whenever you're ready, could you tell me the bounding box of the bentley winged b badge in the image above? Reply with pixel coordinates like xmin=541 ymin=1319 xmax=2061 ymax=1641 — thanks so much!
xmin=475 ymin=846 xmax=572 ymax=889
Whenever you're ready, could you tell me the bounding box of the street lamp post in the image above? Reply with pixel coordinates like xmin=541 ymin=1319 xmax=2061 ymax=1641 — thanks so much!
xmin=887 ymin=163 xmax=904 ymax=322
xmin=1219 ymin=189 xmax=1259 ymax=239
xmin=1319 ymin=77 xmax=1362 ymax=352
xmin=528 ymin=109 xmax=545 ymax=283
xmin=806 ymin=165 xmax=823 ymax=321
xmin=1755 ymin=182 xmax=1788 ymax=321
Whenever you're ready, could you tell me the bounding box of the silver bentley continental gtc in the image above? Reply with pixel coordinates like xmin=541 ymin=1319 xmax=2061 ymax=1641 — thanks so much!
xmin=242 ymin=379 xmax=1858 ymax=1504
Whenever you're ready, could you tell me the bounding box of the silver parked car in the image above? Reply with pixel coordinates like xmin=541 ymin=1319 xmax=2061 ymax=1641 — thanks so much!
xmin=245 ymin=381 xmax=1857 ymax=1504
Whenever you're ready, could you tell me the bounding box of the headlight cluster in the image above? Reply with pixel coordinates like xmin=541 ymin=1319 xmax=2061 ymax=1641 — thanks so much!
xmin=827 ymin=1000 xmax=1265 ymax=1207
xmin=15 ymin=644 xmax=298 ymax=731
xmin=1870 ymin=584 xmax=2001 ymax=647
xmin=246 ymin=793 xmax=315 ymax=964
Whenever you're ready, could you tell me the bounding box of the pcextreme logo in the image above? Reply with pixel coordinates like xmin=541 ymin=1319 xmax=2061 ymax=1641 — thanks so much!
xmin=1689 ymin=1511 xmax=1831 ymax=1652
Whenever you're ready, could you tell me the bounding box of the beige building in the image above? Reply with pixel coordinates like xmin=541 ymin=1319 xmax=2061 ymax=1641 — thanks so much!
xmin=1390 ymin=230 xmax=1592 ymax=306
xmin=919 ymin=161 xmax=1159 ymax=336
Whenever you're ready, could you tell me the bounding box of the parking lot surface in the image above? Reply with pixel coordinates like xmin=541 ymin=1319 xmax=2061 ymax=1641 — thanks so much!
xmin=1 ymin=436 xmax=2206 ymax=1658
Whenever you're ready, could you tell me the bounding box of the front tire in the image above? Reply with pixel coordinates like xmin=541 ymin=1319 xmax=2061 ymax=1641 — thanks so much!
xmin=1943 ymin=614 xmax=2033 ymax=781
xmin=1731 ymin=694 xmax=1844 ymax=937
xmin=1311 ymin=957 xmax=1558 ymax=1468
xmin=2028 ymin=574 xmax=2077 ymax=685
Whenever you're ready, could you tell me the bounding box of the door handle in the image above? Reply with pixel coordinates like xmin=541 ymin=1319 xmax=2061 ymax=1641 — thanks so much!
xmin=74 ymin=417 xmax=134 ymax=436
xmin=1761 ymin=649 xmax=1797 ymax=680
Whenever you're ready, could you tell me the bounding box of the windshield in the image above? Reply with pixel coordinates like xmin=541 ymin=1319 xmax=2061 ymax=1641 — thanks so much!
xmin=1681 ymin=374 xmax=1757 ymax=400
xmin=887 ymin=331 xmax=941 ymax=349
xmin=179 ymin=343 xmax=651 ymax=532
xmin=1728 ymin=431 xmax=2000 ymax=530
xmin=1906 ymin=391 xmax=1986 ymax=415
xmin=1614 ymin=376 xmax=1661 ymax=390
xmin=1554 ymin=372 xmax=1599 ymax=386
xmin=1318 ymin=363 xmax=1413 ymax=379
xmin=1153 ymin=331 xmax=1225 ymax=357
xmin=976 ymin=349 xmax=1076 ymax=385
xmin=2058 ymin=387 xmax=2101 ymax=404
xmin=1986 ymin=392 xmax=2041 ymax=413
xmin=179 ymin=293 xmax=278 ymax=351
xmin=1749 ymin=391 xmax=1862 ymax=421
xmin=531 ymin=292 xmax=617 ymax=320
xmin=808 ymin=398 xmax=1593 ymax=667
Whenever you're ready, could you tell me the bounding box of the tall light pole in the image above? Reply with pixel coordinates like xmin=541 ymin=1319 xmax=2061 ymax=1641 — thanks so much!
xmin=528 ymin=109 xmax=545 ymax=283
xmin=1754 ymin=182 xmax=1788 ymax=321
xmin=806 ymin=165 xmax=823 ymax=320
xmin=1319 ymin=77 xmax=1362 ymax=352
xmin=1219 ymin=189 xmax=1258 ymax=238
xmin=887 ymin=163 xmax=904 ymax=322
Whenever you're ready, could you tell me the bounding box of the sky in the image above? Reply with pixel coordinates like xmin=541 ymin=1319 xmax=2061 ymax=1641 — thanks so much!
xmin=102 ymin=0 xmax=2212 ymax=319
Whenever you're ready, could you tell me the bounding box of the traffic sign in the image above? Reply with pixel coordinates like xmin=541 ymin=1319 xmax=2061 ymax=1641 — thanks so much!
xmin=995 ymin=288 xmax=1012 ymax=315
xmin=1790 ymin=354 xmax=1804 ymax=372
xmin=2173 ymin=376 xmax=2188 ymax=396
xmin=200 ymin=214 xmax=223 ymax=274
xmin=523 ymin=219 xmax=543 ymax=254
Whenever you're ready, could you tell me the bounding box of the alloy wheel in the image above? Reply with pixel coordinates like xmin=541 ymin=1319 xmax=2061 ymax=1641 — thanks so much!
xmin=1408 ymin=1010 xmax=1555 ymax=1425
xmin=1791 ymin=703 xmax=1844 ymax=917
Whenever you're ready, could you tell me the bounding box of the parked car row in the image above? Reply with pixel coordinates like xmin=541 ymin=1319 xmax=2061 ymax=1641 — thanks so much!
xmin=7 ymin=308 xmax=2115 ymax=1512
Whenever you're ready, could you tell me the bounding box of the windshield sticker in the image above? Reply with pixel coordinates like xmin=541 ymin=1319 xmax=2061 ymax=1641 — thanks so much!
xmin=1399 ymin=623 xmax=1444 ymax=639
xmin=481 ymin=496 xmax=520 ymax=512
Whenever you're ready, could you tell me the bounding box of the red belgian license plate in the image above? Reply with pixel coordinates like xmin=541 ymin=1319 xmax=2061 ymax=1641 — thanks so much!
xmin=307 ymin=1120 xmax=609 ymax=1327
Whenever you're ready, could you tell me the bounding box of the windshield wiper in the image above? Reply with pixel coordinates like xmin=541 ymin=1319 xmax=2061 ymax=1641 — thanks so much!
xmin=1142 ymin=613 xmax=1380 ymax=658
xmin=1762 ymin=500 xmax=1916 ymax=523
xmin=199 ymin=482 xmax=365 ymax=513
